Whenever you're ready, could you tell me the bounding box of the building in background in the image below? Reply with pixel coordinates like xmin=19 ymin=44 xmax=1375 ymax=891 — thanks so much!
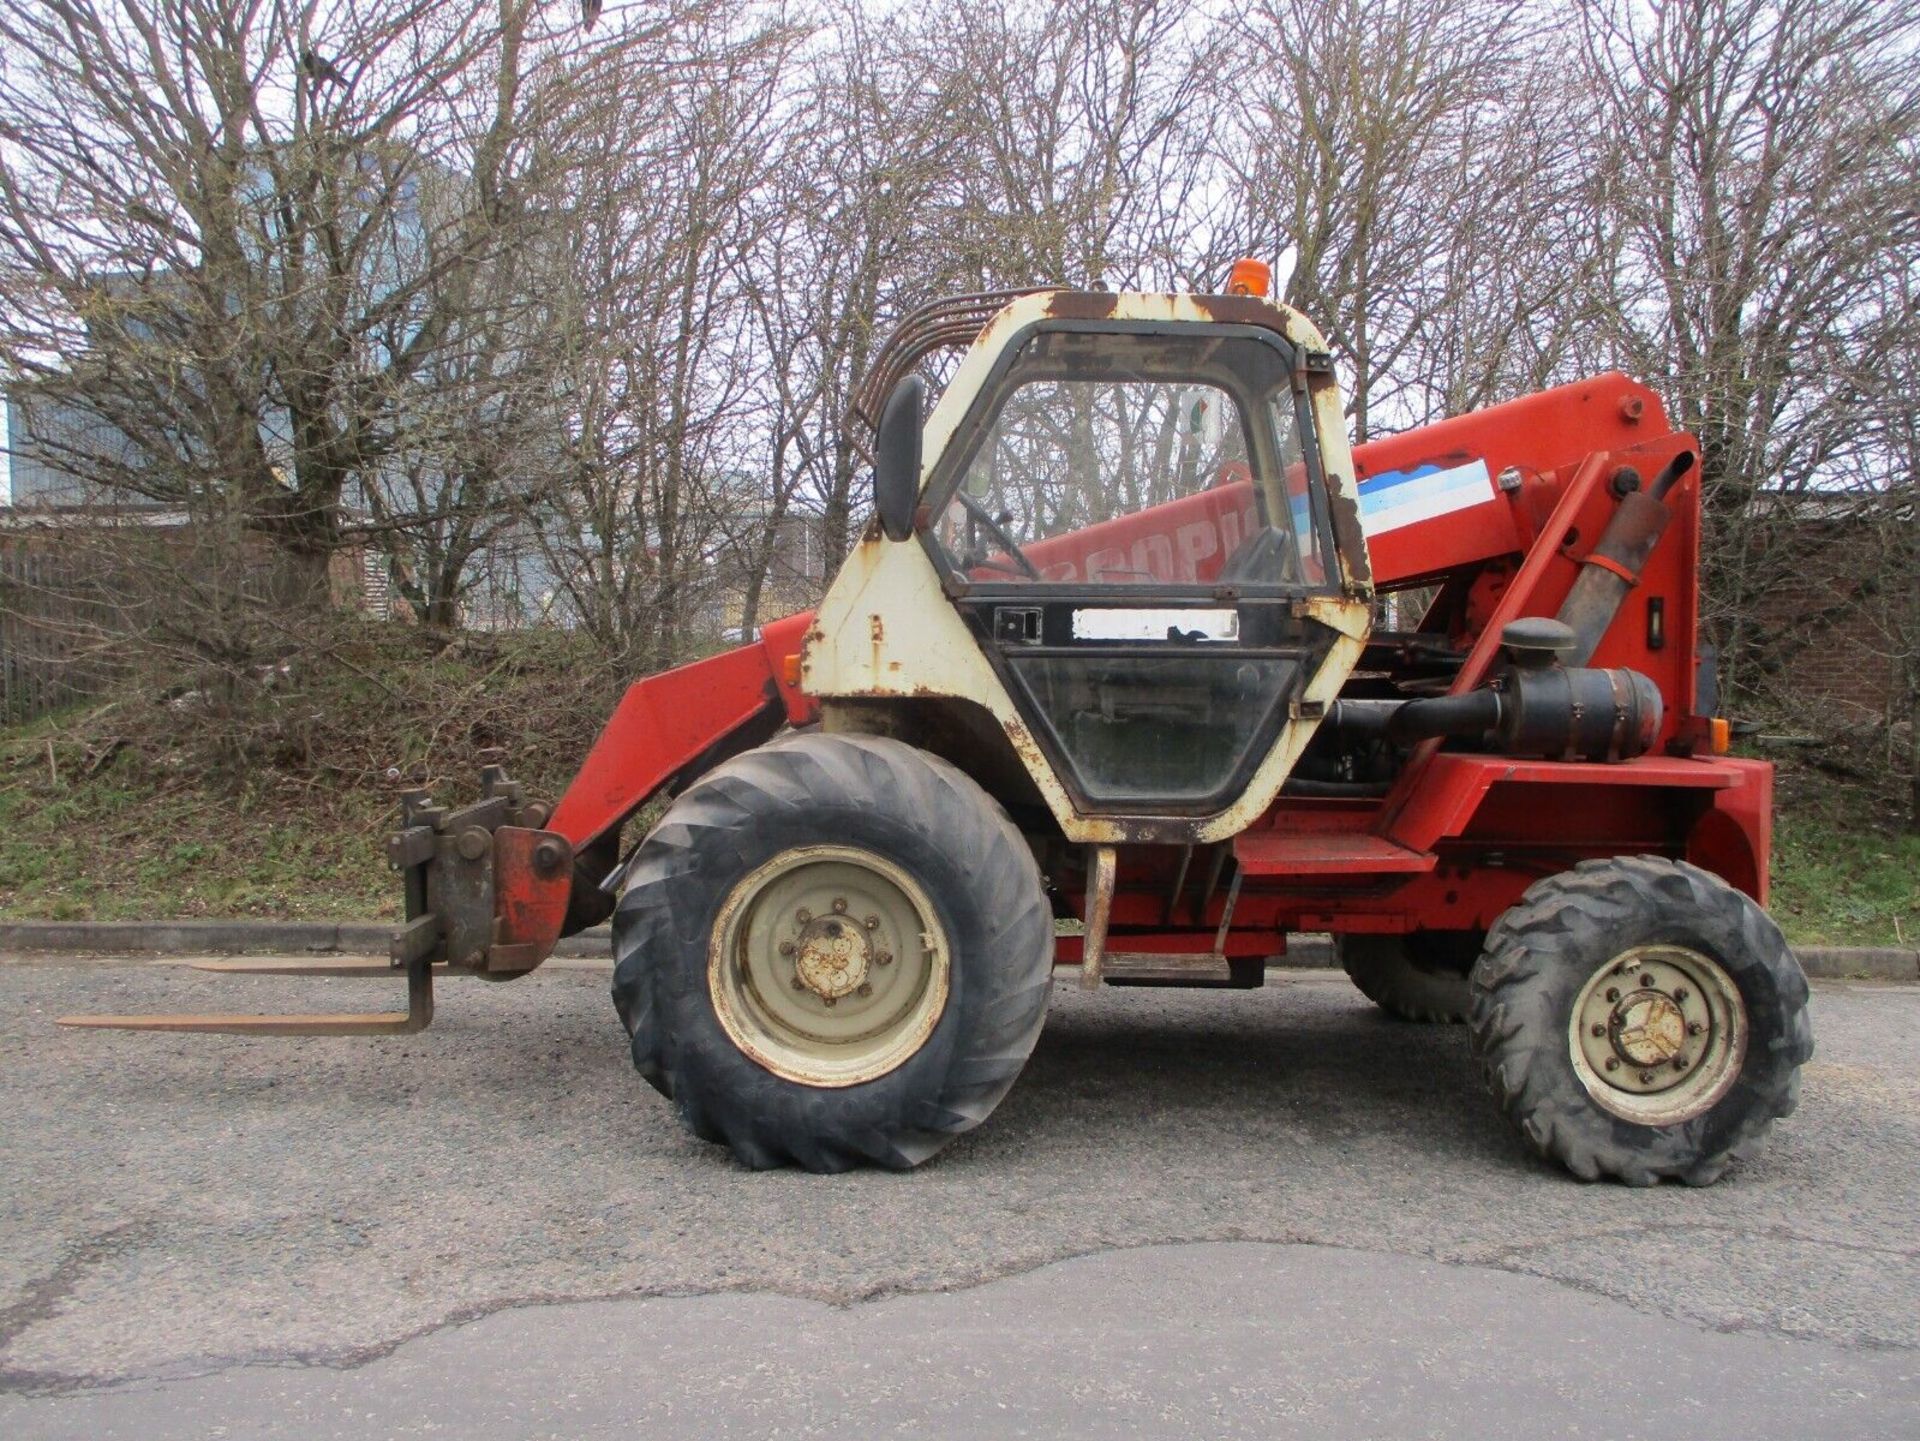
xmin=5 ymin=384 xmax=153 ymax=511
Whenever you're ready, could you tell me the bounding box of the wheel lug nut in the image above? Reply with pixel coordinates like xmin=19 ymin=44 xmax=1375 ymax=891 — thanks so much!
xmin=1604 ymin=1057 xmax=1619 ymax=1072
xmin=778 ymin=941 xmax=796 ymax=957
xmin=796 ymin=908 xmax=811 ymax=923
xmin=832 ymin=897 xmax=848 ymax=913
xmin=790 ymin=976 xmax=806 ymax=991
xmin=876 ymin=951 xmax=893 ymax=966
xmin=1638 ymin=974 xmax=1654 ymax=989
xmin=1673 ymin=1057 xmax=1688 ymax=1071
xmin=1605 ymin=988 xmax=1621 ymax=1003
xmin=1590 ymin=1023 xmax=1606 ymax=1037
xmin=823 ymin=995 xmax=837 ymax=1008
xmin=1687 ymin=1021 xmax=1704 ymax=1035
xmin=857 ymin=982 xmax=872 ymax=997
xmin=1640 ymin=1070 xmax=1656 ymax=1084
xmin=864 ymin=914 xmax=880 ymax=929
xmin=1673 ymin=987 xmax=1689 ymax=1002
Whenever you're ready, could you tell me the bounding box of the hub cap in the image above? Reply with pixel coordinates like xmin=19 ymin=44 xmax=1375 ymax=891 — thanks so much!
xmin=708 ymin=845 xmax=949 ymax=1087
xmin=793 ymin=913 xmax=873 ymax=1001
xmin=1569 ymin=944 xmax=1746 ymax=1125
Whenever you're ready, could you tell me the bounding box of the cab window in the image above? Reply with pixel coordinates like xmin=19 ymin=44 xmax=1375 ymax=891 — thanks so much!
xmin=930 ymin=327 xmax=1328 ymax=589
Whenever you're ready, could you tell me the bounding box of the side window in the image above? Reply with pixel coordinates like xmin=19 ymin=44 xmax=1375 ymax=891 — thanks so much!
xmin=932 ymin=329 xmax=1326 ymax=588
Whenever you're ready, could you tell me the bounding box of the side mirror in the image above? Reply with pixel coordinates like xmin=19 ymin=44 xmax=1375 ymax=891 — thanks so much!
xmin=873 ymin=374 xmax=925 ymax=543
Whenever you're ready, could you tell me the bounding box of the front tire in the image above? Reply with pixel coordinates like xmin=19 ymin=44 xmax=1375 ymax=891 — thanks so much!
xmin=1337 ymin=932 xmax=1479 ymax=1023
xmin=612 ymin=733 xmax=1054 ymax=1171
xmin=1468 ymin=856 xmax=1812 ymax=1186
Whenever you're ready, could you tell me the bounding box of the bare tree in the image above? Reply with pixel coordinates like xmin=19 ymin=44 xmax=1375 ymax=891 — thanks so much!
xmin=758 ymin=4 xmax=992 ymax=569
xmin=909 ymin=0 xmax=1216 ymax=292
xmin=1225 ymin=0 xmax=1588 ymax=440
xmin=1575 ymin=0 xmax=1920 ymax=697
xmin=0 ymin=0 xmax=692 ymax=607
xmin=528 ymin=7 xmax=801 ymax=666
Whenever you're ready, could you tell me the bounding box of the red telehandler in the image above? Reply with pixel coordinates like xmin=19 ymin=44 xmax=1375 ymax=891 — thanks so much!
xmin=68 ymin=273 xmax=1812 ymax=1185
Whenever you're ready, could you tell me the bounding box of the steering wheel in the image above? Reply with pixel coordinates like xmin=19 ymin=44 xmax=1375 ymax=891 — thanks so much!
xmin=956 ymin=489 xmax=1041 ymax=579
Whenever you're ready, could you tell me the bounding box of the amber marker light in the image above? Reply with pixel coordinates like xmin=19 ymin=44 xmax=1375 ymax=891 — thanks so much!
xmin=1710 ymin=717 xmax=1732 ymax=755
xmin=1226 ymin=258 xmax=1272 ymax=297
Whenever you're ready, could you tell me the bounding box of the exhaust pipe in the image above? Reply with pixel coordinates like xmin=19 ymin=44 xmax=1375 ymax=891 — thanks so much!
xmin=1557 ymin=451 xmax=1694 ymax=665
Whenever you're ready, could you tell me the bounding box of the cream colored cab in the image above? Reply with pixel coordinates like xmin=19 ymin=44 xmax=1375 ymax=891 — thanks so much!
xmin=804 ymin=289 xmax=1375 ymax=845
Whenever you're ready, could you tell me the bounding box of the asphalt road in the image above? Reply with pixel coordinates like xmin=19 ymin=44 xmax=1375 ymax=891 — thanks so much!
xmin=2 ymin=958 xmax=1916 ymax=1438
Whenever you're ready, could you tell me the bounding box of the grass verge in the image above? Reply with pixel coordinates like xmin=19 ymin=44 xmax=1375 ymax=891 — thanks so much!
xmin=1767 ymin=750 xmax=1919 ymax=950
xmin=1 ymin=632 xmax=1913 ymax=948
xmin=0 ymin=622 xmax=629 ymax=923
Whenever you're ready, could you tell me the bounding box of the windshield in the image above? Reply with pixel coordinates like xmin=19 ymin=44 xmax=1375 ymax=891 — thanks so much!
xmin=928 ymin=327 xmax=1327 ymax=588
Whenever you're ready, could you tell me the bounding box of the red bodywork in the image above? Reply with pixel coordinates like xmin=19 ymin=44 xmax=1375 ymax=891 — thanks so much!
xmin=545 ymin=610 xmax=819 ymax=846
xmin=500 ymin=372 xmax=1768 ymax=965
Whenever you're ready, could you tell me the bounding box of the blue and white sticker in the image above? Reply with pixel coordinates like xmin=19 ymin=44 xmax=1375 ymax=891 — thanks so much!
xmin=1359 ymin=459 xmax=1494 ymax=535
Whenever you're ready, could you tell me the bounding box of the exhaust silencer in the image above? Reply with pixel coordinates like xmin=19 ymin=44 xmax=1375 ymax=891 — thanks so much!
xmin=1325 ymin=618 xmax=1662 ymax=763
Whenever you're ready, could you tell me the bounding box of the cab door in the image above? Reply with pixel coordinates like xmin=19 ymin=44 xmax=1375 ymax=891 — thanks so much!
xmin=923 ymin=322 xmax=1345 ymax=817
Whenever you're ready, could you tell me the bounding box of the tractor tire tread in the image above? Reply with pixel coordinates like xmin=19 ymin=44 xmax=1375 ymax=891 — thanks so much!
xmin=1468 ymin=854 xmax=1812 ymax=1186
xmin=611 ymin=732 xmax=1053 ymax=1172
xmin=1337 ymin=933 xmax=1477 ymax=1024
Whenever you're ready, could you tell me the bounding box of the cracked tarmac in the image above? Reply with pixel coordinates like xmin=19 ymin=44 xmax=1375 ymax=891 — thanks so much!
xmin=2 ymin=959 xmax=1916 ymax=1435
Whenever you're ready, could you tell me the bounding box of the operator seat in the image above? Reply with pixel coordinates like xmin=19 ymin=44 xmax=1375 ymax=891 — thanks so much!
xmin=1217 ymin=525 xmax=1300 ymax=585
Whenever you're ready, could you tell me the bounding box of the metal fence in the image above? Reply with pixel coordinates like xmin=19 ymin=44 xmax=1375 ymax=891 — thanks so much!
xmin=0 ymin=539 xmax=113 ymax=721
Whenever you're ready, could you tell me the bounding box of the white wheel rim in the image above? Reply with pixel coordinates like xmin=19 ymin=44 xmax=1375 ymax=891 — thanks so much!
xmin=1568 ymin=944 xmax=1747 ymax=1125
xmin=708 ymin=845 xmax=950 ymax=1087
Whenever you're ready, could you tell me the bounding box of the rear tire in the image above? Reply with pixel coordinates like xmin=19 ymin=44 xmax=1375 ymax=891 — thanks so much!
xmin=1468 ymin=856 xmax=1812 ymax=1186
xmin=1338 ymin=932 xmax=1478 ymax=1023
xmin=611 ymin=733 xmax=1053 ymax=1171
